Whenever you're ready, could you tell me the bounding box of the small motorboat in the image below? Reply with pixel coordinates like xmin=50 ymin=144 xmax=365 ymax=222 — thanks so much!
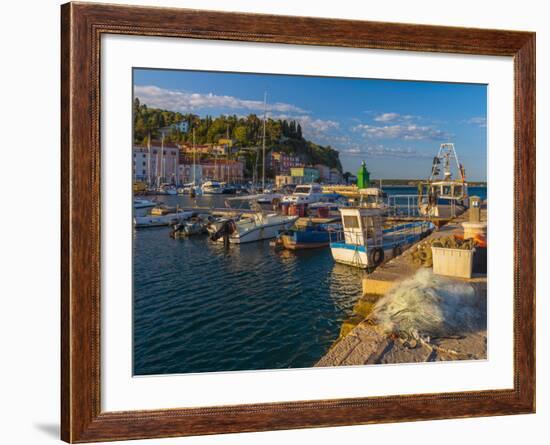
xmin=202 ymin=181 xmax=224 ymax=194
xmin=277 ymin=221 xmax=342 ymax=250
xmin=133 ymin=198 xmax=156 ymax=209
xmin=170 ymin=215 xmax=211 ymax=238
xmin=281 ymin=183 xmax=324 ymax=205
xmin=150 ymin=204 xmax=178 ymax=216
xmin=134 ymin=210 xmax=193 ymax=228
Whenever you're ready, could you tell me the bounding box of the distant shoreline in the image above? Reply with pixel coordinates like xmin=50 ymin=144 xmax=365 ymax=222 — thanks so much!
xmin=372 ymin=180 xmax=487 ymax=187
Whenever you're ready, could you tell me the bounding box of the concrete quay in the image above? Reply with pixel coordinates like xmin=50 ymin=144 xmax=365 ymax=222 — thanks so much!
xmin=316 ymin=205 xmax=488 ymax=367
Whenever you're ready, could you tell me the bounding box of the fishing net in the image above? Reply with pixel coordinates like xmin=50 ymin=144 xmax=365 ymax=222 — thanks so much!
xmin=370 ymin=269 xmax=486 ymax=340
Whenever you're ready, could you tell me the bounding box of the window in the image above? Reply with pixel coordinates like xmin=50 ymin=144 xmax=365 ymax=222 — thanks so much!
xmin=143 ymin=161 xmax=146 ymax=166
xmin=454 ymin=185 xmax=463 ymax=197
xmin=343 ymin=216 xmax=359 ymax=228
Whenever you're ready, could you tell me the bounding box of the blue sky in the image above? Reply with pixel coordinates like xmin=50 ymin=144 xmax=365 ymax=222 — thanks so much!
xmin=134 ymin=69 xmax=487 ymax=181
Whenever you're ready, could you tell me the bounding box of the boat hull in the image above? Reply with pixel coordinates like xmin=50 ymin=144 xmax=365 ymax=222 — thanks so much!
xmin=222 ymin=217 xmax=298 ymax=244
xmin=280 ymin=230 xmax=331 ymax=250
xmin=134 ymin=211 xmax=193 ymax=228
xmin=330 ymin=244 xmax=370 ymax=268
xmin=330 ymin=221 xmax=433 ymax=269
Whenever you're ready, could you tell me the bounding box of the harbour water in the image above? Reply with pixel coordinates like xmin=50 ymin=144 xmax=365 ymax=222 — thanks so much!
xmin=133 ymin=186 xmax=487 ymax=375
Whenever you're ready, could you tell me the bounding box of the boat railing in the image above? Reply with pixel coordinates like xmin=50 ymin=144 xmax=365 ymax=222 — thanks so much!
xmin=386 ymin=194 xmax=425 ymax=217
xmin=329 ymin=220 xmax=431 ymax=249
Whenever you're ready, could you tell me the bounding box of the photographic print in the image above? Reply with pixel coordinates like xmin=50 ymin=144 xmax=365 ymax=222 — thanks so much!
xmin=132 ymin=68 xmax=488 ymax=376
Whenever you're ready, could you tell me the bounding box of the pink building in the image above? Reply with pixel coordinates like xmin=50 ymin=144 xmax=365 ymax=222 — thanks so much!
xmin=200 ymin=159 xmax=244 ymax=182
xmin=133 ymin=141 xmax=180 ymax=184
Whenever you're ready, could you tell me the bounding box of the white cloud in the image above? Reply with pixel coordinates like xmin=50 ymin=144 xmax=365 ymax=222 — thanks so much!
xmin=269 ymin=113 xmax=340 ymax=136
xmin=465 ymin=117 xmax=487 ymax=128
xmin=352 ymin=123 xmax=451 ymax=141
xmin=342 ymin=144 xmax=431 ymax=159
xmin=135 ymin=85 xmax=307 ymax=114
xmin=373 ymin=112 xmax=418 ymax=123
xmin=374 ymin=112 xmax=400 ymax=122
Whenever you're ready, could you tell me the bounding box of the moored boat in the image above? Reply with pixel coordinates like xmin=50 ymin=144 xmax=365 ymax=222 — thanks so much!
xmin=418 ymin=143 xmax=469 ymax=219
xmin=133 ymin=198 xmax=156 ymax=209
xmin=278 ymin=221 xmax=341 ymax=250
xmin=281 ymin=183 xmax=324 ymax=205
xmin=134 ymin=210 xmax=193 ymax=228
xmin=202 ymin=180 xmax=224 ymax=194
xmin=211 ymin=212 xmax=298 ymax=244
xmin=170 ymin=215 xmax=211 ymax=238
xmin=330 ymin=207 xmax=433 ymax=269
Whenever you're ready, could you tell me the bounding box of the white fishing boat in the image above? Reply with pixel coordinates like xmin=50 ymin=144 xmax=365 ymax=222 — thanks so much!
xmin=330 ymin=207 xmax=433 ymax=269
xmin=281 ymin=183 xmax=324 ymax=205
xmin=202 ymin=180 xmax=224 ymax=194
xmin=418 ymin=143 xmax=469 ymax=219
xmin=133 ymin=198 xmax=156 ymax=209
xmin=134 ymin=210 xmax=193 ymax=228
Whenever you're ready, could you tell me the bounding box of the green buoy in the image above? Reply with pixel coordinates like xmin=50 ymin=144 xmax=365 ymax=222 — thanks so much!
xmin=357 ymin=160 xmax=370 ymax=189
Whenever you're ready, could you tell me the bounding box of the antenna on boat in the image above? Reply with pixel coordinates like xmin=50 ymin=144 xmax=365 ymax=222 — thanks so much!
xmin=429 ymin=143 xmax=462 ymax=182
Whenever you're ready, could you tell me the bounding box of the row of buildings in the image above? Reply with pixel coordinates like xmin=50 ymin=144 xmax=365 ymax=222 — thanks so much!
xmin=132 ymin=140 xmax=341 ymax=185
xmin=275 ymin=166 xmax=342 ymax=187
xmin=133 ymin=144 xmax=244 ymax=184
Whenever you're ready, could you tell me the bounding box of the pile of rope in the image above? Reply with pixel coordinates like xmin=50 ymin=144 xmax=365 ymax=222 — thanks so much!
xmin=409 ymin=235 xmax=477 ymax=267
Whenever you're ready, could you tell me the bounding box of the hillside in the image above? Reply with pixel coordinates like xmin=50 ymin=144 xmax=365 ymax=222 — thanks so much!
xmin=133 ymin=98 xmax=342 ymax=173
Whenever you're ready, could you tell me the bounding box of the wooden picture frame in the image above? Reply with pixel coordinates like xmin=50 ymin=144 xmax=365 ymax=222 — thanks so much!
xmin=61 ymin=2 xmax=535 ymax=442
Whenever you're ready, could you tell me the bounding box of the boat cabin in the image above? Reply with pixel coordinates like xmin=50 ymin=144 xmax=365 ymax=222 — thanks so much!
xmin=357 ymin=187 xmax=388 ymax=208
xmin=339 ymin=207 xmax=383 ymax=247
xmin=418 ymin=180 xmax=468 ymax=201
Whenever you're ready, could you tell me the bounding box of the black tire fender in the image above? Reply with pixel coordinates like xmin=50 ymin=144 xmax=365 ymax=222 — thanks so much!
xmin=368 ymin=247 xmax=385 ymax=267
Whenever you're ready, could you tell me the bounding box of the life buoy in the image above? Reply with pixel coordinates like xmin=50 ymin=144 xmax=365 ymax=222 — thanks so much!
xmin=368 ymin=247 xmax=384 ymax=267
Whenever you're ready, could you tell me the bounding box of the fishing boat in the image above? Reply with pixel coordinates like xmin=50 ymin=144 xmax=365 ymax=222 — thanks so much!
xmin=202 ymin=180 xmax=224 ymax=194
xmin=418 ymin=143 xmax=469 ymax=219
xmin=134 ymin=210 xmax=193 ymax=228
xmin=281 ymin=183 xmax=324 ymax=205
xmin=277 ymin=221 xmax=342 ymax=250
xmin=330 ymin=207 xmax=433 ymax=269
xmin=133 ymin=198 xmax=156 ymax=209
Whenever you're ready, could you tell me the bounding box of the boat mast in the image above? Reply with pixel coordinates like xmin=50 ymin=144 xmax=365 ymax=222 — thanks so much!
xmin=147 ymin=131 xmax=152 ymax=187
xmin=161 ymin=132 xmax=165 ymax=184
xmin=174 ymin=155 xmax=177 ymax=186
xmin=156 ymin=138 xmax=160 ymax=187
xmin=262 ymin=91 xmax=267 ymax=191
xmin=192 ymin=127 xmax=196 ymax=186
